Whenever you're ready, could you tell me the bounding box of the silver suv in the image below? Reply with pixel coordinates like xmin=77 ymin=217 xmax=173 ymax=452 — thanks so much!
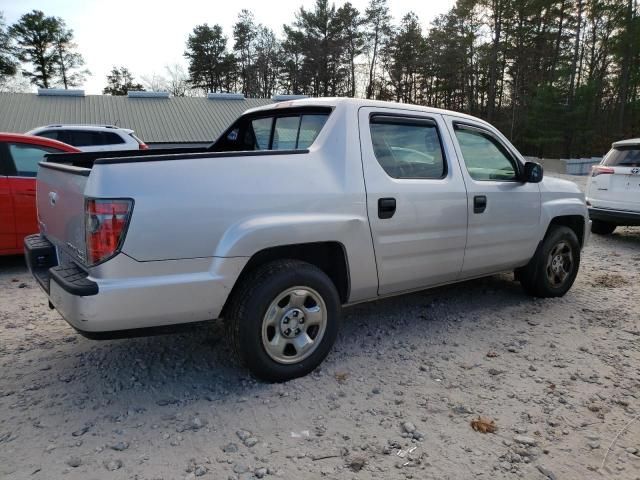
xmin=27 ymin=124 xmax=148 ymax=152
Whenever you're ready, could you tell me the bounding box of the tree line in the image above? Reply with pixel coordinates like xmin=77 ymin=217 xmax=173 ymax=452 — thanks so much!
xmin=1 ymin=1 xmax=639 ymax=158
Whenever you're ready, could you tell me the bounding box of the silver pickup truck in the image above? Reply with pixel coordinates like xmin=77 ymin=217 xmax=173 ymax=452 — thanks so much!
xmin=25 ymin=98 xmax=590 ymax=381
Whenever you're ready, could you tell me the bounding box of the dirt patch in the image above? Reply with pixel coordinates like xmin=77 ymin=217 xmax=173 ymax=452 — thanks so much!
xmin=592 ymin=273 xmax=629 ymax=288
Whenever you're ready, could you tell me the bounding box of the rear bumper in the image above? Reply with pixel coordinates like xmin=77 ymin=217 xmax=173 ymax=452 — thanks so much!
xmin=25 ymin=234 xmax=247 ymax=337
xmin=588 ymin=207 xmax=640 ymax=226
xmin=24 ymin=234 xmax=97 ymax=296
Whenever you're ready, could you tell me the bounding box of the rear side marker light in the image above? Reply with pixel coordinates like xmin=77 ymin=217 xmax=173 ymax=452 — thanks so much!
xmin=592 ymin=165 xmax=614 ymax=177
xmin=85 ymin=199 xmax=133 ymax=265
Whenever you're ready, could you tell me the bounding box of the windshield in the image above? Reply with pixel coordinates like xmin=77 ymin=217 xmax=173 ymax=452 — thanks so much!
xmin=603 ymin=146 xmax=640 ymax=167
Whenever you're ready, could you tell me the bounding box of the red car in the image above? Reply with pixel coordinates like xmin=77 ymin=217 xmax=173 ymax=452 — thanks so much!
xmin=0 ymin=133 xmax=80 ymax=255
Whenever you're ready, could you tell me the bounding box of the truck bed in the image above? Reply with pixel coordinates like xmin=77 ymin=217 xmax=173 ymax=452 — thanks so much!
xmin=44 ymin=146 xmax=209 ymax=168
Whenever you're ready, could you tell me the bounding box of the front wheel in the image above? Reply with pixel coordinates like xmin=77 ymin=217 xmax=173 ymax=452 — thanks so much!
xmin=591 ymin=219 xmax=616 ymax=235
xmin=518 ymin=226 xmax=581 ymax=297
xmin=225 ymin=260 xmax=341 ymax=382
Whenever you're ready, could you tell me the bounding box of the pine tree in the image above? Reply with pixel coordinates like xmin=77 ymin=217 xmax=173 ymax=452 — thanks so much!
xmin=102 ymin=66 xmax=144 ymax=95
xmin=10 ymin=10 xmax=86 ymax=89
xmin=184 ymin=24 xmax=233 ymax=93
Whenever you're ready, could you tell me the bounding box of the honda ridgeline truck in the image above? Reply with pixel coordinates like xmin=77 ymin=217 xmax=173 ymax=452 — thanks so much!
xmin=25 ymin=98 xmax=590 ymax=381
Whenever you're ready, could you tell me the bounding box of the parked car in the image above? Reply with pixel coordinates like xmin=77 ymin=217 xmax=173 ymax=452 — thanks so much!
xmin=586 ymin=138 xmax=640 ymax=234
xmin=25 ymin=98 xmax=590 ymax=381
xmin=26 ymin=124 xmax=148 ymax=152
xmin=0 ymin=133 xmax=80 ymax=256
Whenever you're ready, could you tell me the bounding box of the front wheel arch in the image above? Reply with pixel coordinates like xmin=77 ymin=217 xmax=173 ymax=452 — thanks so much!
xmin=546 ymin=215 xmax=585 ymax=247
xmin=518 ymin=225 xmax=581 ymax=297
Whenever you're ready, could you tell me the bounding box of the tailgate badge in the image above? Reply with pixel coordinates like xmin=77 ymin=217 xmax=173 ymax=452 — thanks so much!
xmin=631 ymin=167 xmax=640 ymax=175
xmin=49 ymin=191 xmax=58 ymax=206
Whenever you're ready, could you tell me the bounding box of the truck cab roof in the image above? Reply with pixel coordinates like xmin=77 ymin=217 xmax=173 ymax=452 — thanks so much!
xmin=245 ymin=97 xmax=492 ymax=127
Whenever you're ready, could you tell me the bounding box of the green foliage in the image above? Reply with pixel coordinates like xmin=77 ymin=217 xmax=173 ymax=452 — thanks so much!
xmin=0 ymin=12 xmax=16 ymax=78
xmin=364 ymin=0 xmax=392 ymax=99
xmin=10 ymin=10 xmax=58 ymax=88
xmin=9 ymin=9 xmax=86 ymax=89
xmin=52 ymin=20 xmax=88 ymax=89
xmin=184 ymin=23 xmax=234 ymax=93
xmin=102 ymin=66 xmax=144 ymax=95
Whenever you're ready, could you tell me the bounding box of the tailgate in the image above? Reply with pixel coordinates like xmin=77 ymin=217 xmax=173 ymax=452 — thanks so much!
xmin=37 ymin=163 xmax=90 ymax=264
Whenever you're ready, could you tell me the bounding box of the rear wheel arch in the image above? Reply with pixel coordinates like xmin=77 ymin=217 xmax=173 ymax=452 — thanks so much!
xmin=221 ymin=241 xmax=350 ymax=318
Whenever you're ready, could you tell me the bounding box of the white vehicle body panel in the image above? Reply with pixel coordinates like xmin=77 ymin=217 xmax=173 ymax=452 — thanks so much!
xmin=585 ymin=139 xmax=640 ymax=226
xmin=27 ymin=125 xmax=141 ymax=152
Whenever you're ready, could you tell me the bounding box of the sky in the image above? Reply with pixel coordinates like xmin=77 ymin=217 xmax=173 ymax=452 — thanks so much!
xmin=1 ymin=0 xmax=456 ymax=94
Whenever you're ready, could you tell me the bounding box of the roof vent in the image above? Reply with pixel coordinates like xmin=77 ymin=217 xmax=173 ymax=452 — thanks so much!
xmin=127 ymin=91 xmax=170 ymax=98
xmin=272 ymin=94 xmax=309 ymax=102
xmin=37 ymin=88 xmax=85 ymax=97
xmin=207 ymin=92 xmax=245 ymax=100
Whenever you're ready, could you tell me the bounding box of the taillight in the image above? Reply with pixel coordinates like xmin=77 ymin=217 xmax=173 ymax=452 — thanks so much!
xmin=138 ymin=142 xmax=149 ymax=150
xmin=592 ymin=165 xmax=614 ymax=177
xmin=85 ymin=199 xmax=133 ymax=265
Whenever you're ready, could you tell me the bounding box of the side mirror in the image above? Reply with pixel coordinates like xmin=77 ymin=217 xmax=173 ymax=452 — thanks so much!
xmin=523 ymin=161 xmax=543 ymax=183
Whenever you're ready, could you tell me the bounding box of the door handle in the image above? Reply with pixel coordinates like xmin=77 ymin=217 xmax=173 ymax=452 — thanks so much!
xmin=473 ymin=195 xmax=487 ymax=214
xmin=378 ymin=197 xmax=396 ymax=219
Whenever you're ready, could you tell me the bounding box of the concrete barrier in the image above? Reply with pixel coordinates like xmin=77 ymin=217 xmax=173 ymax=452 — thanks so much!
xmin=532 ymin=157 xmax=602 ymax=175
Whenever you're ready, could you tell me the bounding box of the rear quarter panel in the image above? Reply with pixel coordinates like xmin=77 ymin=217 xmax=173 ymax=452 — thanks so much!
xmin=87 ymin=103 xmax=379 ymax=302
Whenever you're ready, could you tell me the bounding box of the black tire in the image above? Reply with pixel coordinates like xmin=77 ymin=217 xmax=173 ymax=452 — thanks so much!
xmin=225 ymin=260 xmax=341 ymax=382
xmin=591 ymin=219 xmax=616 ymax=235
xmin=518 ymin=226 xmax=581 ymax=298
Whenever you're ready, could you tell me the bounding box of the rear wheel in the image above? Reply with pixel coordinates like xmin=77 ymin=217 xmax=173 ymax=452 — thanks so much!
xmin=591 ymin=219 xmax=616 ymax=235
xmin=518 ymin=226 xmax=580 ymax=297
xmin=225 ymin=260 xmax=341 ymax=382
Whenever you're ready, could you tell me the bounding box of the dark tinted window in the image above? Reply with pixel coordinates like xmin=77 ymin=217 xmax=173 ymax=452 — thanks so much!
xmin=69 ymin=131 xmax=102 ymax=147
xmin=65 ymin=130 xmax=125 ymax=147
xmin=8 ymin=143 xmax=58 ymax=177
xmin=103 ymin=132 xmax=125 ymax=144
xmin=37 ymin=130 xmax=59 ymax=141
xmin=603 ymin=147 xmax=640 ymax=167
xmin=370 ymin=116 xmax=446 ymax=179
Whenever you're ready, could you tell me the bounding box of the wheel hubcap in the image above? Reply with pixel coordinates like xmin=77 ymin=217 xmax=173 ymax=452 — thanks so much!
xmin=546 ymin=241 xmax=573 ymax=287
xmin=280 ymin=308 xmax=305 ymax=338
xmin=261 ymin=287 xmax=327 ymax=364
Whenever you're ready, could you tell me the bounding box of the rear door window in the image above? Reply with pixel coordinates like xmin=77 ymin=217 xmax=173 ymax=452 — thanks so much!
xmin=369 ymin=116 xmax=446 ymax=179
xmin=101 ymin=132 xmax=125 ymax=145
xmin=67 ymin=130 xmax=103 ymax=147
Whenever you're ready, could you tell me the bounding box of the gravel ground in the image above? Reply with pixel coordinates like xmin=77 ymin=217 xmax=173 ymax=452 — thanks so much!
xmin=1 ymin=174 xmax=639 ymax=480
